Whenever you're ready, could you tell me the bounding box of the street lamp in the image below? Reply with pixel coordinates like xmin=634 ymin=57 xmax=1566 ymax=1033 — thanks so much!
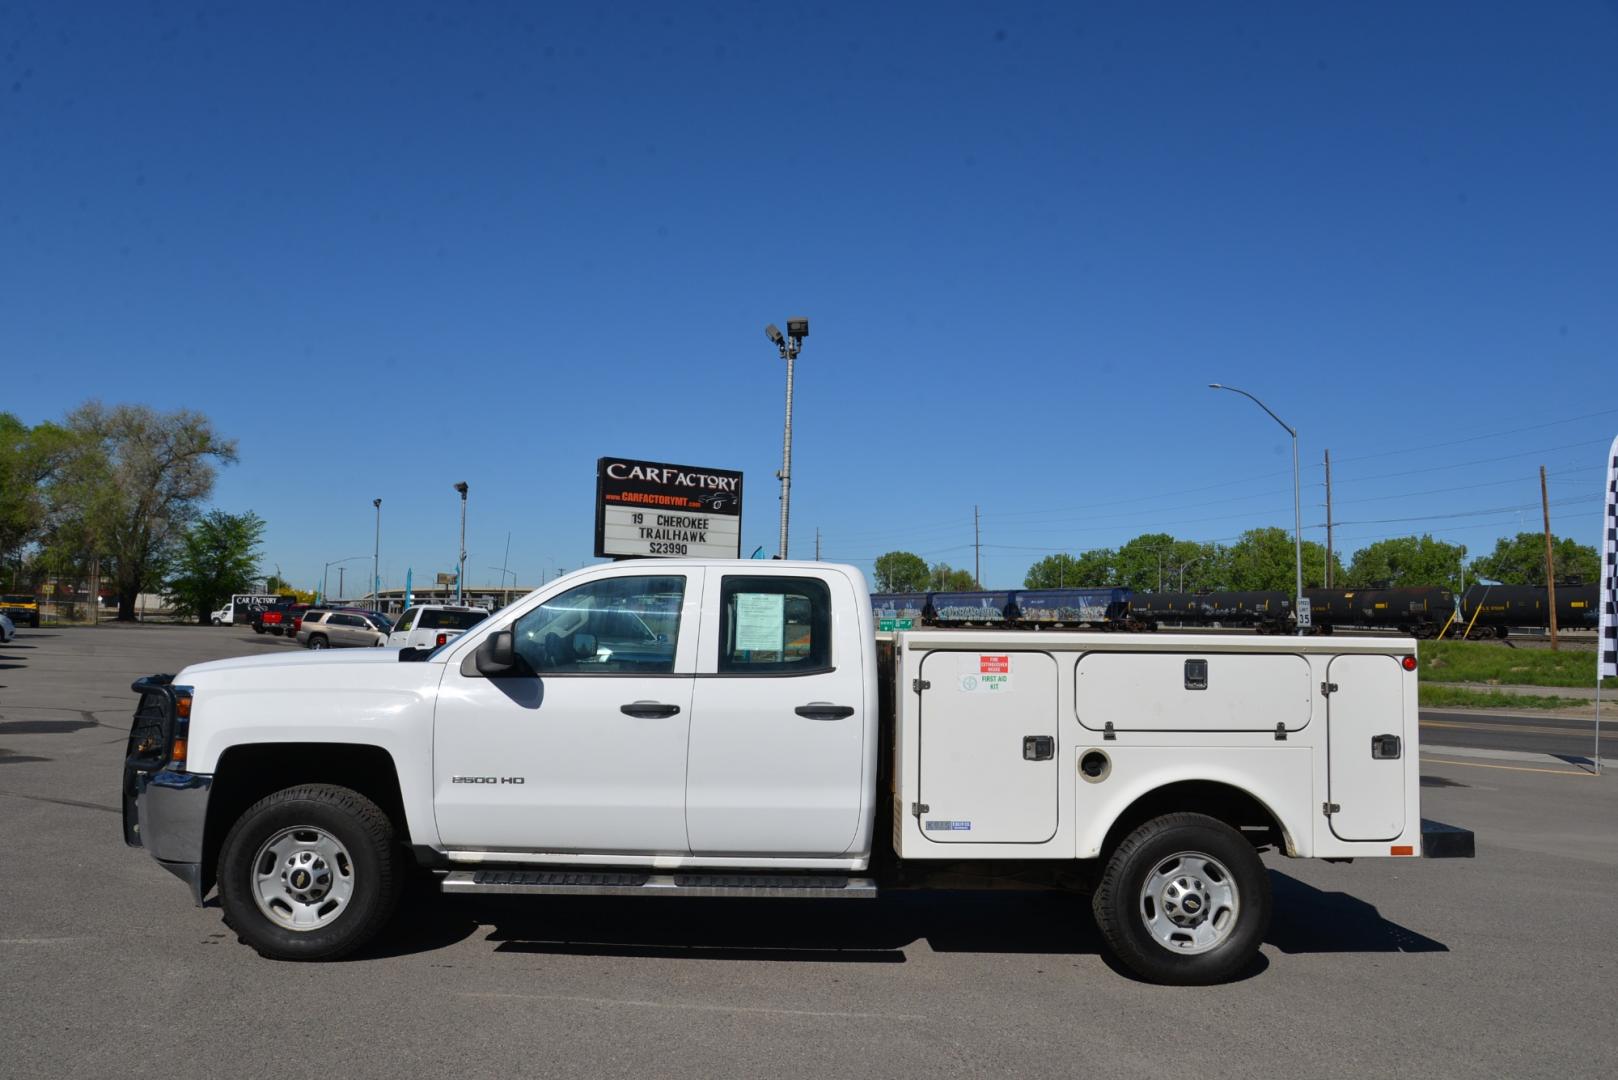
xmin=372 ymin=498 xmax=382 ymax=612
xmin=765 ymin=317 xmax=808 ymax=559
xmin=1210 ymin=383 xmax=1305 ymax=635
xmin=322 ymin=556 xmax=366 ymax=603
xmin=453 ymin=482 xmax=468 ymax=604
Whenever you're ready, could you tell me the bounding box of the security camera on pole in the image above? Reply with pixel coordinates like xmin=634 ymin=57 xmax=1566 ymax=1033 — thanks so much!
xmin=765 ymin=318 xmax=808 ymax=559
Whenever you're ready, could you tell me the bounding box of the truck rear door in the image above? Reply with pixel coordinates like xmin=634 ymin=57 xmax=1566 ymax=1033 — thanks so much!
xmin=1325 ymin=653 xmax=1407 ymax=841
xmin=685 ymin=571 xmax=866 ymax=856
xmin=916 ymin=650 xmax=1059 ymax=843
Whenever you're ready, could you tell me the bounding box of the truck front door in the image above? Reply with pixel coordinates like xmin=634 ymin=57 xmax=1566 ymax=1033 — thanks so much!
xmin=685 ymin=571 xmax=867 ymax=856
xmin=432 ymin=570 xmax=700 ymax=854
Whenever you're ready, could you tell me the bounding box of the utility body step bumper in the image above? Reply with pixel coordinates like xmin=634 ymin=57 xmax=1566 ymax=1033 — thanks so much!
xmin=443 ymin=869 xmax=877 ymax=899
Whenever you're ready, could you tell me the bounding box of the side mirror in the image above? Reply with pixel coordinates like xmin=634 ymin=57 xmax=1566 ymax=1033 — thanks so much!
xmin=475 ymin=629 xmax=531 ymax=677
xmin=571 ymin=632 xmax=598 ymax=660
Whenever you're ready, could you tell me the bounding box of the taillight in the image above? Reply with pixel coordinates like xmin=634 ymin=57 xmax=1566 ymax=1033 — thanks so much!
xmin=436 ymin=633 xmax=448 ymax=647
xmin=170 ymin=687 xmax=193 ymax=770
xmin=1402 ymin=655 xmax=1417 ymax=671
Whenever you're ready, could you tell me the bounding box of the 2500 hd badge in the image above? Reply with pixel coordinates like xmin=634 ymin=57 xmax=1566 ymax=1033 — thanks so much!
xmin=451 ymin=775 xmax=526 ymax=784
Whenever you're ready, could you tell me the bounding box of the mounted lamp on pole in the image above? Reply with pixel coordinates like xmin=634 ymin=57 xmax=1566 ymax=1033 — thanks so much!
xmin=1210 ymin=383 xmax=1306 ymax=636
xmin=765 ymin=317 xmax=809 ymax=560
xmin=453 ymin=482 xmax=469 ymax=605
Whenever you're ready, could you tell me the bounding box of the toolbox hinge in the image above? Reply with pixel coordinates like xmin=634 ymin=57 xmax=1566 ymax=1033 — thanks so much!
xmin=1103 ymin=721 xmax=1116 ymax=741
xmin=1320 ymin=681 xmax=1338 ymax=697
xmin=913 ymin=678 xmax=930 ymax=693
xmin=1274 ymin=722 xmax=1287 ymax=741
xmin=1322 ymin=801 xmax=1341 ymax=816
xmin=911 ymin=802 xmax=929 ymax=818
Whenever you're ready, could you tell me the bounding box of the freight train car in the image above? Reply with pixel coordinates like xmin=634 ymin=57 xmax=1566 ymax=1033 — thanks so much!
xmin=1304 ymin=587 xmax=1454 ymax=638
xmin=928 ymin=590 xmax=1014 ymax=626
xmin=1127 ymin=591 xmax=1292 ymax=632
xmin=1457 ymin=583 xmax=1597 ymax=638
xmin=1008 ymin=587 xmax=1129 ymax=628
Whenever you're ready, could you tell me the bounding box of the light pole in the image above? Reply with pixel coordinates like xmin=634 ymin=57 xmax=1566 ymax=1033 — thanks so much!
xmin=372 ymin=498 xmax=382 ymax=612
xmin=323 ymin=556 xmax=365 ymax=603
xmin=453 ymin=482 xmax=468 ymax=604
xmin=1210 ymin=383 xmax=1304 ymax=635
xmin=765 ymin=317 xmax=809 ymax=559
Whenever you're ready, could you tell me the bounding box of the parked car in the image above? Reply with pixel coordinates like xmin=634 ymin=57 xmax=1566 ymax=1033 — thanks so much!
xmin=210 ymin=603 xmax=234 ymax=626
xmin=0 ymin=611 xmax=14 ymax=643
xmin=386 ymin=604 xmax=490 ymax=650
xmin=297 ymin=609 xmax=390 ymax=649
xmin=1 ymin=594 xmax=40 ymax=628
xmin=253 ymin=601 xmax=311 ymax=636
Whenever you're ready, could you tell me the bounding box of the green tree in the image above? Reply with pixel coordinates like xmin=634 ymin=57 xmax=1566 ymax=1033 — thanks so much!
xmin=1226 ymin=527 xmax=1340 ymax=591
xmin=53 ymin=403 xmax=238 ymax=620
xmin=0 ymin=414 xmax=74 ymax=588
xmin=873 ymin=550 xmax=931 ymax=592
xmin=929 ymin=563 xmax=980 ymax=590
xmin=1472 ymin=532 xmax=1600 ymax=585
xmin=164 ymin=511 xmax=266 ymax=624
xmin=1112 ymin=534 xmax=1225 ymax=593
xmin=1024 ymin=550 xmax=1117 ymax=589
xmin=1345 ymin=534 xmax=1467 ymax=590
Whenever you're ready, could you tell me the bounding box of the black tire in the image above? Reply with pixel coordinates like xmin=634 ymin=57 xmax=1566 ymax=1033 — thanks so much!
xmin=31 ymin=614 xmax=40 ymax=628
xmin=252 ymin=624 xmax=265 ymax=634
xmin=307 ymin=634 xmax=328 ymax=650
xmin=218 ymin=784 xmax=401 ymax=961
xmin=1092 ymin=813 xmax=1270 ymax=985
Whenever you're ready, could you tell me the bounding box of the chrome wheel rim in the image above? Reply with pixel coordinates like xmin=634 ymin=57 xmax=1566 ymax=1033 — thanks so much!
xmin=1138 ymin=851 xmax=1240 ymax=955
xmin=251 ymin=827 xmax=355 ymax=932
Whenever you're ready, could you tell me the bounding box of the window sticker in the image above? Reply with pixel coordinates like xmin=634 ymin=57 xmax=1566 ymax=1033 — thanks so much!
xmin=734 ymin=592 xmax=785 ymax=652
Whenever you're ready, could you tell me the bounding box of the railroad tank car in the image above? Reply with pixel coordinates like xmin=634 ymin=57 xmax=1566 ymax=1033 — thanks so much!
xmin=1458 ymin=584 xmax=1597 ymax=637
xmin=1305 ymin=587 xmax=1454 ymax=637
xmin=1008 ymin=588 xmax=1130 ymax=628
xmin=1127 ymin=591 xmax=1292 ymax=631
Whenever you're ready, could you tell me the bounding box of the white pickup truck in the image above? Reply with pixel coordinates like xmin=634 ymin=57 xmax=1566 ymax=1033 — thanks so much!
xmin=122 ymin=559 xmax=1471 ymax=983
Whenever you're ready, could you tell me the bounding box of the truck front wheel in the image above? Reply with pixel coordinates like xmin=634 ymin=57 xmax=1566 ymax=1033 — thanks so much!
xmin=1092 ymin=813 xmax=1270 ymax=985
xmin=218 ymin=784 xmax=401 ymax=961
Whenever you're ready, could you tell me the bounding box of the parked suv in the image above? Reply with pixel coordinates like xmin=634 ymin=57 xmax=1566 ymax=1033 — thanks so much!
xmin=386 ymin=604 xmax=489 ymax=650
xmin=298 ymin=609 xmax=392 ymax=649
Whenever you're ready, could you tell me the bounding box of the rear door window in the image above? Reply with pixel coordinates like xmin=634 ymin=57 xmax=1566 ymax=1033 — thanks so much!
xmin=421 ymin=609 xmax=488 ymax=631
xmin=717 ymin=576 xmax=832 ymax=674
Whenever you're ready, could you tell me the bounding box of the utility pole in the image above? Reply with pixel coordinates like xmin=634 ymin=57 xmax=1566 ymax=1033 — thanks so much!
xmin=1541 ymin=464 xmax=1559 ymax=650
xmin=1323 ymin=449 xmax=1333 ymax=588
xmin=338 ymin=565 xmax=346 ymax=600
xmin=973 ymin=505 xmax=982 ymax=586
xmin=372 ymin=498 xmax=382 ymax=612
xmin=814 ymin=527 xmax=821 ymax=561
xmin=454 ymin=482 xmax=469 ymax=604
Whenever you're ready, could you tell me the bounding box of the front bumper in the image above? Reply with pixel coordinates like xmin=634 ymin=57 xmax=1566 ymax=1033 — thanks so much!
xmin=123 ymin=767 xmax=213 ymax=904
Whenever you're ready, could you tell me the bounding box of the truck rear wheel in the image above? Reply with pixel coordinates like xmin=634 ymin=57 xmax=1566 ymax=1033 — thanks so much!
xmin=1092 ymin=813 xmax=1270 ymax=985
xmin=218 ymin=784 xmax=401 ymax=961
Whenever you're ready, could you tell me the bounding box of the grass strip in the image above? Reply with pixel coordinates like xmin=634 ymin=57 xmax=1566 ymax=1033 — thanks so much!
xmin=1418 ymin=684 xmax=1590 ymax=710
xmin=1419 ymin=640 xmax=1618 ymax=690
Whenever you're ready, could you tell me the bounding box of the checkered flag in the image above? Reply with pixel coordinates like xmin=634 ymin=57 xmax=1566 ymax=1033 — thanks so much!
xmin=1602 ymin=434 xmax=1618 ymax=679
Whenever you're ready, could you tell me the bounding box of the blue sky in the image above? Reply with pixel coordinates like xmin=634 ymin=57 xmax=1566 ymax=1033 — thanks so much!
xmin=4 ymin=2 xmax=1615 ymax=592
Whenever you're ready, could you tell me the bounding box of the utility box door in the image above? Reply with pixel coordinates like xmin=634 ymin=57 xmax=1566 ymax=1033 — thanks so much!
xmin=917 ymin=650 xmax=1059 ymax=844
xmin=1074 ymin=651 xmax=1312 ymax=733
xmin=1326 ymin=654 xmax=1406 ymax=841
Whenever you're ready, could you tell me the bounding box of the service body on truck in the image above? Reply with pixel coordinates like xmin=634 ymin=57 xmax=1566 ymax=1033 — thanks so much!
xmin=123 ymin=560 xmax=1471 ymax=983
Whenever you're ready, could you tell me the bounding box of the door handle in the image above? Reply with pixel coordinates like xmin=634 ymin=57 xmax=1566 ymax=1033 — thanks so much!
xmin=620 ymin=702 xmax=681 ymax=718
xmin=795 ymin=703 xmax=855 ymax=720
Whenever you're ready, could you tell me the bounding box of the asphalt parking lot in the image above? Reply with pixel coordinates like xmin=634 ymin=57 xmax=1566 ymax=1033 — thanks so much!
xmin=2 ymin=626 xmax=1615 ymax=1080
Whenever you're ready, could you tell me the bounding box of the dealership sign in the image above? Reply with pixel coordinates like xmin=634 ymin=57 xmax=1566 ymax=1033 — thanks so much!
xmin=595 ymin=456 xmax=743 ymax=560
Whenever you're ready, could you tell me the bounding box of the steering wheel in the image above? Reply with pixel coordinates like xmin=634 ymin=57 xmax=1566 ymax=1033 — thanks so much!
xmin=543 ymin=632 xmax=567 ymax=668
